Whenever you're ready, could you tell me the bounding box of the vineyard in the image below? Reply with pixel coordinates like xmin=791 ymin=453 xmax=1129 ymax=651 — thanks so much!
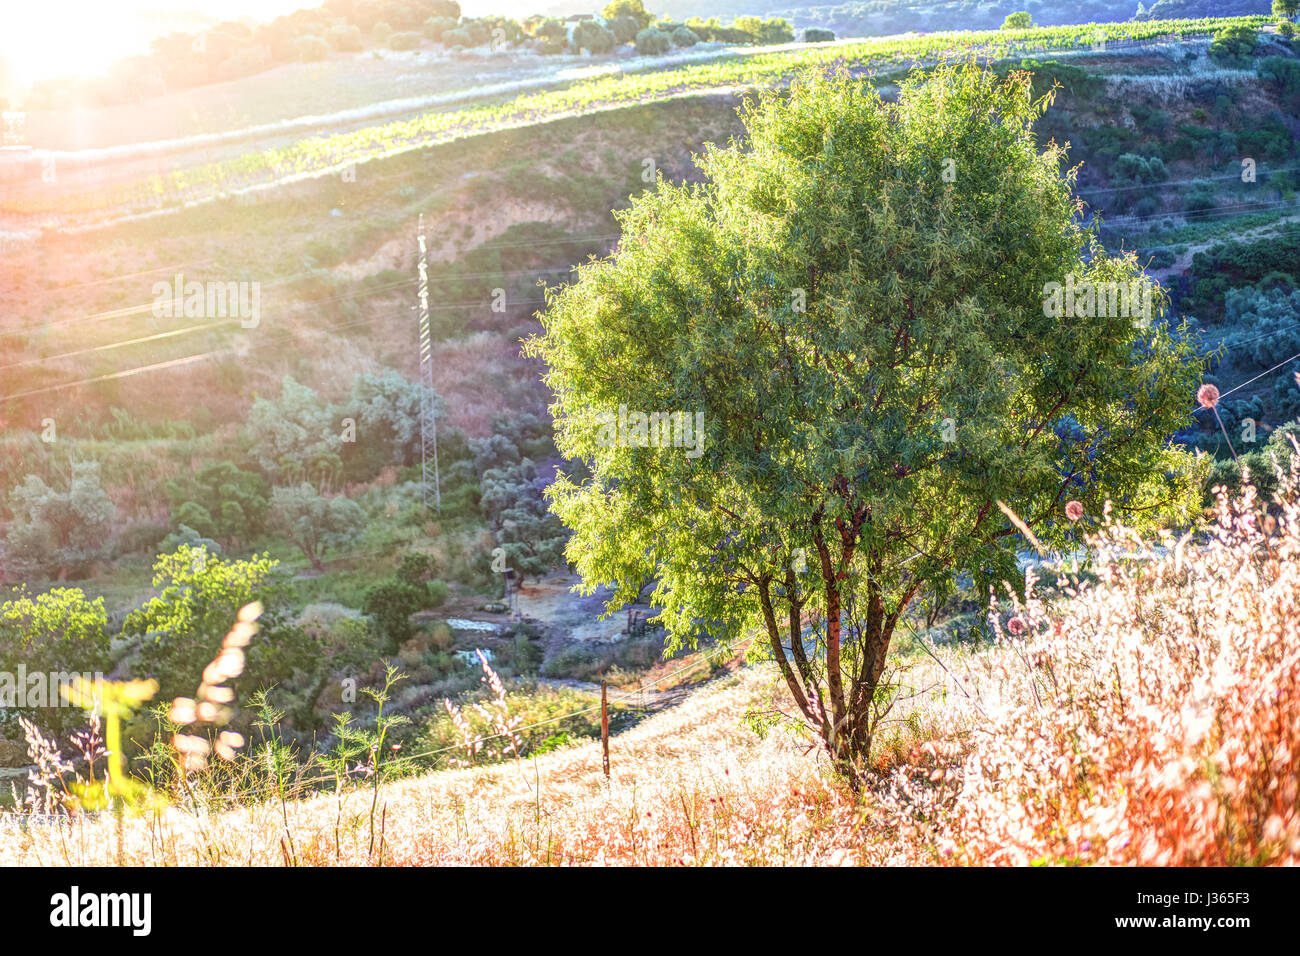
xmin=0 ymin=15 xmax=1274 ymax=229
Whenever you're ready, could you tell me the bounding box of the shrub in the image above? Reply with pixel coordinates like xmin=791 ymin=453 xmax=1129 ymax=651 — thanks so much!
xmin=269 ymin=485 xmax=365 ymax=571
xmin=362 ymin=580 xmax=426 ymax=651
xmin=634 ymin=27 xmax=671 ymax=56
xmin=573 ymin=20 xmax=617 ymax=54
xmin=606 ymin=15 xmax=639 ymax=44
xmin=294 ymin=34 xmax=330 ymax=61
xmin=326 ymin=24 xmax=364 ymax=51
xmin=424 ymin=16 xmax=457 ymax=42
xmin=388 ymin=31 xmax=422 ymax=51
xmin=1209 ymin=25 xmax=1258 ymax=67
xmin=4 ymin=461 xmax=116 ymax=580
xmin=804 ymin=28 xmax=835 ymax=42
xmin=671 ymin=26 xmax=699 ymax=48
xmin=122 ymin=547 xmax=305 ymax=703
xmin=1001 ymin=12 xmax=1033 ymax=29
xmin=442 ymin=27 xmax=471 ymax=48
xmin=0 ymin=588 xmax=111 ymax=733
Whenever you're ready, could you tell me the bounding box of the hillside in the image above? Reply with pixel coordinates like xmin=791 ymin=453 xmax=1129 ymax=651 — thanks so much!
xmin=6 ymin=461 xmax=1296 ymax=866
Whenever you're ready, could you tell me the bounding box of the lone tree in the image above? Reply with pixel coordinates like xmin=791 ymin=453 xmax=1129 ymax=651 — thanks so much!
xmin=526 ymin=65 xmax=1203 ymax=782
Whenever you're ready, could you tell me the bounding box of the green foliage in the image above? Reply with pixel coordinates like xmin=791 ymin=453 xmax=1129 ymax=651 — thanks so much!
xmin=1001 ymin=12 xmax=1033 ymax=30
xmin=1259 ymin=56 xmax=1300 ymax=109
xmin=479 ymin=459 xmax=569 ymax=581
xmin=338 ymin=369 xmax=432 ymax=481
xmin=122 ymin=547 xmax=306 ymax=703
xmin=671 ymin=25 xmax=700 ymax=47
xmin=527 ymin=64 xmax=1204 ymax=773
xmin=635 ymin=27 xmax=672 ymax=55
xmin=423 ymin=16 xmax=457 ymax=41
xmin=574 ymin=20 xmax=617 ymax=54
xmin=733 ymin=16 xmax=794 ymax=44
xmin=166 ymin=462 xmax=270 ymax=545
xmin=0 ymin=587 xmax=111 ymax=732
xmin=269 ymin=484 xmax=365 ymax=571
xmin=1112 ymin=153 xmax=1169 ymax=185
xmin=606 ymin=15 xmax=640 ymax=43
xmin=361 ymin=580 xmax=426 ymax=651
xmin=601 ymin=0 xmax=652 ymax=31
xmin=1209 ymin=25 xmax=1259 ymax=66
xmin=1185 ymin=224 xmax=1300 ymax=317
xmin=3 ymin=461 xmax=116 ymax=579
xmin=388 ymin=30 xmax=422 ymax=50
xmin=246 ymin=376 xmax=342 ymax=483
xmin=804 ymin=28 xmax=835 ymax=42
xmin=1219 ymin=286 xmax=1300 ymax=369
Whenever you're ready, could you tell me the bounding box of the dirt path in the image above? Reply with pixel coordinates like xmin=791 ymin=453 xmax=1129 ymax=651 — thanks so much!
xmin=512 ymin=570 xmax=651 ymax=644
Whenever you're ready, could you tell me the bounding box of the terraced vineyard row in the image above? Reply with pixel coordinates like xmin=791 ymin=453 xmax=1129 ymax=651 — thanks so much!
xmin=0 ymin=15 xmax=1275 ymax=228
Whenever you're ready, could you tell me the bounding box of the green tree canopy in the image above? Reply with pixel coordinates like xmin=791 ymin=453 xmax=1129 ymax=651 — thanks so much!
xmin=0 ymin=587 xmax=111 ymax=732
xmin=526 ymin=65 xmax=1204 ymax=780
xmin=4 ymin=461 xmax=116 ymax=579
xmin=122 ymin=546 xmax=306 ymax=701
xmin=269 ymin=484 xmax=365 ymax=571
xmin=601 ymin=0 xmax=652 ymax=31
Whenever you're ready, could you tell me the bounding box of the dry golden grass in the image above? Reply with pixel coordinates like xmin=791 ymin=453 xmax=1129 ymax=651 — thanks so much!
xmin=1 ymin=668 xmax=884 ymax=866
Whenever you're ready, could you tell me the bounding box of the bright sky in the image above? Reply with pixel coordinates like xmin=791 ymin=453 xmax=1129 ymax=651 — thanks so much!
xmin=0 ymin=1 xmax=307 ymax=87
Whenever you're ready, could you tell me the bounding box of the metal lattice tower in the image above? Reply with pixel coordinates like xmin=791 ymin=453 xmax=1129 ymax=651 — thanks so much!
xmin=417 ymin=214 xmax=441 ymax=515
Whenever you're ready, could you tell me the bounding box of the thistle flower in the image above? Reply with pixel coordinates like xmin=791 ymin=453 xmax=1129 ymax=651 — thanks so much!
xmin=1065 ymin=500 xmax=1084 ymax=522
xmin=1196 ymin=383 xmax=1220 ymax=409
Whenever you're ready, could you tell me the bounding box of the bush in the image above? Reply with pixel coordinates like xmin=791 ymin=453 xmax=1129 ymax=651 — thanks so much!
xmin=270 ymin=485 xmax=365 ymax=571
xmin=122 ymin=547 xmax=306 ymax=703
xmin=671 ymin=26 xmax=700 ymax=47
xmin=442 ymin=28 xmax=471 ymax=48
xmin=326 ymin=24 xmax=364 ymax=51
xmin=1221 ymin=285 xmax=1300 ymax=369
xmin=362 ymin=580 xmax=426 ymax=651
xmin=0 ymin=587 xmax=111 ymax=733
xmin=634 ymin=28 xmax=671 ymax=56
xmin=573 ymin=20 xmax=617 ymax=54
xmin=1209 ymin=25 xmax=1258 ymax=67
xmin=1145 ymin=248 xmax=1176 ymax=270
xmin=4 ymin=461 xmax=116 ymax=579
xmin=388 ymin=31 xmax=422 ymax=51
xmin=607 ymin=15 xmax=639 ymax=44
xmin=1001 ymin=12 xmax=1033 ymax=29
xmin=804 ymin=28 xmax=835 ymax=42
xmin=424 ymin=16 xmax=457 ymax=41
xmin=294 ymin=34 xmax=330 ymax=61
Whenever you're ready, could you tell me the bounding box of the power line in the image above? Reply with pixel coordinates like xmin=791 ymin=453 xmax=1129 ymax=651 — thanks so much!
xmin=0 ymin=297 xmax=548 ymax=403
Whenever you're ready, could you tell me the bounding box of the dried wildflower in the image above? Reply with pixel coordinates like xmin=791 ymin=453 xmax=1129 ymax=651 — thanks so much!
xmin=1065 ymin=500 xmax=1083 ymax=522
xmin=1196 ymin=383 xmax=1220 ymax=409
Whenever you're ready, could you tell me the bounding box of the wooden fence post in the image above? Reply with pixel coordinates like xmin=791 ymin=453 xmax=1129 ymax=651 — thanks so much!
xmin=601 ymin=679 xmax=610 ymax=781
